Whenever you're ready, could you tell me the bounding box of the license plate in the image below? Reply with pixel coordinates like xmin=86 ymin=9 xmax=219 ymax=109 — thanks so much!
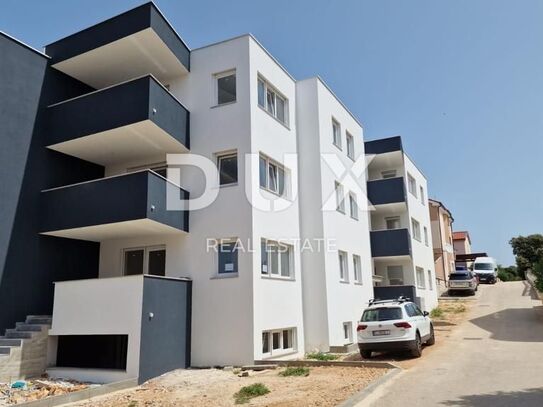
xmin=372 ymin=330 xmax=390 ymax=336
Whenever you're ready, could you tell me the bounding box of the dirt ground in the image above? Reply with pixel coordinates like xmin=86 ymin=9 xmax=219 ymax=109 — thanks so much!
xmin=64 ymin=366 xmax=388 ymax=407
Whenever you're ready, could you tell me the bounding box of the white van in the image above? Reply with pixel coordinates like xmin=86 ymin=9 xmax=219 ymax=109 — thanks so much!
xmin=472 ymin=257 xmax=498 ymax=284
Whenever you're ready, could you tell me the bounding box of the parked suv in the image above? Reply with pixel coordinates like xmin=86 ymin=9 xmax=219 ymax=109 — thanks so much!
xmin=357 ymin=297 xmax=435 ymax=359
xmin=448 ymin=271 xmax=478 ymax=295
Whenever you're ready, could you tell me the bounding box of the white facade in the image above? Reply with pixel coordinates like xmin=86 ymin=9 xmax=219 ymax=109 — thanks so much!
xmin=296 ymin=78 xmax=373 ymax=351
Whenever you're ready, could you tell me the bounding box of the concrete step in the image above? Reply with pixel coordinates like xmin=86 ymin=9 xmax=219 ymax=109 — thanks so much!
xmin=25 ymin=316 xmax=52 ymax=325
xmin=0 ymin=346 xmax=11 ymax=355
xmin=15 ymin=323 xmax=43 ymax=332
xmin=5 ymin=329 xmax=32 ymax=339
xmin=0 ymin=338 xmax=22 ymax=346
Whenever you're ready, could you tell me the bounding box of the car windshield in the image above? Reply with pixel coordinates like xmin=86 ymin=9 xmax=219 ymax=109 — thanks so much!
xmin=361 ymin=307 xmax=402 ymax=322
xmin=474 ymin=263 xmax=494 ymax=270
xmin=450 ymin=272 xmax=472 ymax=280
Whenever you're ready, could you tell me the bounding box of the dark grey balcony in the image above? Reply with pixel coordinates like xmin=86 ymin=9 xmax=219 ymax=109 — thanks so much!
xmin=365 ymin=136 xmax=403 ymax=155
xmin=370 ymin=229 xmax=411 ymax=258
xmin=46 ymin=75 xmax=189 ymax=166
xmin=367 ymin=177 xmax=406 ymax=206
xmin=40 ymin=170 xmax=189 ymax=241
xmin=45 ymin=2 xmax=190 ymax=88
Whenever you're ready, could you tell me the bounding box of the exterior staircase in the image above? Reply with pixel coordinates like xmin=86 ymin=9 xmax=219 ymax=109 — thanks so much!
xmin=0 ymin=316 xmax=52 ymax=382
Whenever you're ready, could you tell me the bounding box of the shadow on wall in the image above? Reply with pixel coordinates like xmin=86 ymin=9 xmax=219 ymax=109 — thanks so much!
xmin=469 ymin=306 xmax=543 ymax=342
xmin=441 ymin=387 xmax=543 ymax=406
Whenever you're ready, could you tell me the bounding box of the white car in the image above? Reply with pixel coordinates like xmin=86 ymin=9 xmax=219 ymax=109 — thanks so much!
xmin=357 ymin=297 xmax=435 ymax=358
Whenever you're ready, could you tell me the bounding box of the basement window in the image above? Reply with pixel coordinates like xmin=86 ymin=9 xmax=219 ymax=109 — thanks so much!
xmin=262 ymin=328 xmax=296 ymax=357
xmin=56 ymin=335 xmax=128 ymax=370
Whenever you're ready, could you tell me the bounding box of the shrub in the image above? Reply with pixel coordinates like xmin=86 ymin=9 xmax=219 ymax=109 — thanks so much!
xmin=234 ymin=383 xmax=270 ymax=404
xmin=279 ymin=367 xmax=310 ymax=377
xmin=305 ymin=352 xmax=338 ymax=361
xmin=430 ymin=307 xmax=444 ymax=318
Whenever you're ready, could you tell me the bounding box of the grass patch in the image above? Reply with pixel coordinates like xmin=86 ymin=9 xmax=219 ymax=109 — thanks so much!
xmin=452 ymin=304 xmax=466 ymax=313
xmin=430 ymin=307 xmax=444 ymax=318
xmin=234 ymin=383 xmax=270 ymax=404
xmin=279 ymin=367 xmax=310 ymax=377
xmin=306 ymin=352 xmax=339 ymax=361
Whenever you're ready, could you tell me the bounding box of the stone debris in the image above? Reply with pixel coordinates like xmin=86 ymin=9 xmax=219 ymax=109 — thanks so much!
xmin=0 ymin=377 xmax=89 ymax=405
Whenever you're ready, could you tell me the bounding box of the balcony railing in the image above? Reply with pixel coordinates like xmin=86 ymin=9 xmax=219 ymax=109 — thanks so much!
xmin=370 ymin=228 xmax=411 ymax=258
xmin=367 ymin=177 xmax=406 ymax=206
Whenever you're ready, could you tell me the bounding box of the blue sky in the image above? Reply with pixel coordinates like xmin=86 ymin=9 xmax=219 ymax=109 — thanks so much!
xmin=3 ymin=0 xmax=542 ymax=265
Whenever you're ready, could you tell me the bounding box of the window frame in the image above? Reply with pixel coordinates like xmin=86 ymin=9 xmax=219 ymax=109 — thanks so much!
xmin=346 ymin=132 xmax=355 ymax=159
xmin=214 ymin=69 xmax=237 ymax=106
xmin=428 ymin=270 xmax=433 ymax=291
xmin=411 ymin=218 xmax=421 ymax=241
xmin=122 ymin=245 xmax=166 ymax=276
xmin=216 ymin=151 xmax=238 ymax=186
xmin=343 ymin=322 xmax=353 ymax=344
xmin=216 ymin=239 xmax=239 ymax=276
xmin=335 ymin=181 xmax=345 ymax=213
xmin=416 ymin=266 xmax=426 ymax=289
xmin=353 ymin=254 xmax=363 ymax=284
xmin=424 ymin=226 xmax=429 ymax=246
xmin=261 ymin=328 xmax=296 ymax=357
xmin=419 ymin=185 xmax=425 ymax=205
xmin=381 ymin=169 xmax=397 ymax=179
xmin=259 ymin=154 xmax=289 ymax=198
xmin=257 ymin=76 xmax=289 ymax=126
xmin=260 ymin=239 xmax=294 ymax=280
xmin=349 ymin=192 xmax=359 ymax=220
xmin=338 ymin=250 xmax=349 ymax=282
xmin=387 ymin=265 xmax=404 ymax=285
xmin=407 ymin=173 xmax=417 ymax=197
xmin=332 ymin=118 xmax=342 ymax=149
xmin=386 ymin=216 xmax=401 ymax=230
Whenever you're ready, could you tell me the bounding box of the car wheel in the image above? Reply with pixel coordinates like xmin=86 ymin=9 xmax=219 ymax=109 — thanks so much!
xmin=411 ymin=332 xmax=422 ymax=358
xmin=426 ymin=324 xmax=435 ymax=346
xmin=360 ymin=350 xmax=372 ymax=359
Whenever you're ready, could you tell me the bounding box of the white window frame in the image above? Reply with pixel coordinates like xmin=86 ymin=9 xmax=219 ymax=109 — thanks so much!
xmin=381 ymin=169 xmax=397 ymax=179
xmin=343 ymin=322 xmax=353 ymax=344
xmin=214 ymin=69 xmax=236 ymax=106
xmin=407 ymin=173 xmax=417 ymax=197
xmin=262 ymin=328 xmax=296 ymax=357
xmin=332 ymin=118 xmax=342 ymax=149
xmin=122 ymin=245 xmax=166 ymax=276
xmin=416 ymin=266 xmax=426 ymax=289
xmin=335 ymin=181 xmax=345 ymax=213
xmin=419 ymin=185 xmax=425 ymax=205
xmin=260 ymin=239 xmax=294 ymax=279
xmin=346 ymin=131 xmax=354 ymax=159
xmin=411 ymin=218 xmax=421 ymax=241
xmin=259 ymin=154 xmax=289 ymax=198
xmin=349 ymin=192 xmax=358 ymax=220
xmin=338 ymin=250 xmax=349 ymax=282
xmin=387 ymin=265 xmax=404 ymax=285
xmin=428 ymin=270 xmax=433 ymax=291
xmin=353 ymin=254 xmax=363 ymax=284
xmin=424 ymin=226 xmax=429 ymax=246
xmin=386 ymin=216 xmax=401 ymax=230
xmin=216 ymin=151 xmax=238 ymax=186
xmin=257 ymin=76 xmax=289 ymax=126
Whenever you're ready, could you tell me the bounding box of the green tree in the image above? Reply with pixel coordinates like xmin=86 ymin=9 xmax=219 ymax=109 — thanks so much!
xmin=510 ymin=234 xmax=543 ymax=285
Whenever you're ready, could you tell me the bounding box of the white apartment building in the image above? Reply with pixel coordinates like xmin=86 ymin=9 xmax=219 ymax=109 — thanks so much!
xmin=297 ymin=78 xmax=374 ymax=352
xmin=366 ymin=137 xmax=438 ymax=311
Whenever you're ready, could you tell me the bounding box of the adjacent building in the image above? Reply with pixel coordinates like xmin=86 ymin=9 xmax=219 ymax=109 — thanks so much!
xmin=453 ymin=231 xmax=472 ymax=268
xmin=366 ymin=137 xmax=438 ymax=312
xmin=429 ymin=199 xmax=455 ymax=290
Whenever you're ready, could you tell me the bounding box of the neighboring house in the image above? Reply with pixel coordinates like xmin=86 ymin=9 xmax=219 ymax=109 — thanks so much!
xmin=366 ymin=136 xmax=438 ymax=312
xmin=453 ymin=231 xmax=473 ymax=268
xmin=296 ymin=78 xmax=374 ymax=353
xmin=429 ymin=199 xmax=455 ymax=290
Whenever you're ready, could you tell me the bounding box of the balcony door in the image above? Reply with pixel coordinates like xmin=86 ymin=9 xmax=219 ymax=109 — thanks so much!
xmin=123 ymin=246 xmax=166 ymax=277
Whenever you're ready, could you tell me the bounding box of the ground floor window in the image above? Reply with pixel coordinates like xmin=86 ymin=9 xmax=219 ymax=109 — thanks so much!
xmin=343 ymin=322 xmax=353 ymax=344
xmin=262 ymin=328 xmax=296 ymax=356
xmin=416 ymin=266 xmax=426 ymax=289
xmin=123 ymin=246 xmax=166 ymax=276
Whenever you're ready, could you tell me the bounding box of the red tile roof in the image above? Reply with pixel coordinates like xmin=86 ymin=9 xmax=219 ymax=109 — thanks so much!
xmin=453 ymin=231 xmax=471 ymax=243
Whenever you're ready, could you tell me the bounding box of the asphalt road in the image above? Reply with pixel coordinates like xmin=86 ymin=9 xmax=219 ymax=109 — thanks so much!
xmin=361 ymin=281 xmax=543 ymax=406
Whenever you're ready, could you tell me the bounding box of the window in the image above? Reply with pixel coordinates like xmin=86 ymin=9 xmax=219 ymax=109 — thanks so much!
xmin=381 ymin=170 xmax=397 ymax=179
xmin=424 ymin=226 xmax=429 ymax=246
xmin=261 ymin=239 xmax=293 ymax=278
xmin=353 ymin=254 xmax=362 ymax=284
xmin=332 ymin=119 xmax=342 ymax=149
xmin=349 ymin=192 xmax=358 ymax=220
xmin=346 ymin=132 xmax=354 ymax=159
xmin=217 ymin=152 xmax=237 ymax=186
xmin=215 ymin=70 xmax=236 ymax=105
xmin=362 ymin=307 xmax=402 ymax=321
xmin=416 ymin=266 xmax=426 ymax=289
xmin=123 ymin=246 xmax=166 ymax=277
xmin=338 ymin=250 xmax=349 ymax=282
xmin=259 ymin=155 xmax=288 ymax=197
xmin=419 ymin=186 xmax=425 ymax=205
xmin=428 ymin=270 xmax=433 ymax=290
xmin=411 ymin=218 xmax=421 ymax=241
xmin=386 ymin=216 xmax=401 ymax=230
xmin=335 ymin=182 xmax=345 ymax=213
xmin=218 ymin=240 xmax=238 ymax=274
xmin=262 ymin=328 xmax=296 ymax=356
xmin=408 ymin=173 xmax=417 ymax=197
xmin=258 ymin=77 xmax=288 ymax=125
xmin=343 ymin=322 xmax=353 ymax=343
xmin=387 ymin=265 xmax=403 ymax=285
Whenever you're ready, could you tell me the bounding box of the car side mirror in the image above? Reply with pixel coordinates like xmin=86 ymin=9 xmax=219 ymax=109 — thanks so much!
xmin=423 ymin=311 xmax=429 ymax=317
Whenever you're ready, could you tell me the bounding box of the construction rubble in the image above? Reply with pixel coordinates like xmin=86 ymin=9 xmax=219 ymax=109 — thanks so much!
xmin=0 ymin=377 xmax=91 ymax=405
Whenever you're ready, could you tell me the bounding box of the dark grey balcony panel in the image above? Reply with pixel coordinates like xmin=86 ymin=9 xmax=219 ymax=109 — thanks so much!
xmin=365 ymin=136 xmax=403 ymax=155
xmin=367 ymin=177 xmax=406 ymax=206
xmin=45 ymin=3 xmax=189 ymax=71
xmin=370 ymin=229 xmax=411 ymax=258
xmin=46 ymin=75 xmax=189 ymax=149
xmin=40 ymin=171 xmax=188 ymax=235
